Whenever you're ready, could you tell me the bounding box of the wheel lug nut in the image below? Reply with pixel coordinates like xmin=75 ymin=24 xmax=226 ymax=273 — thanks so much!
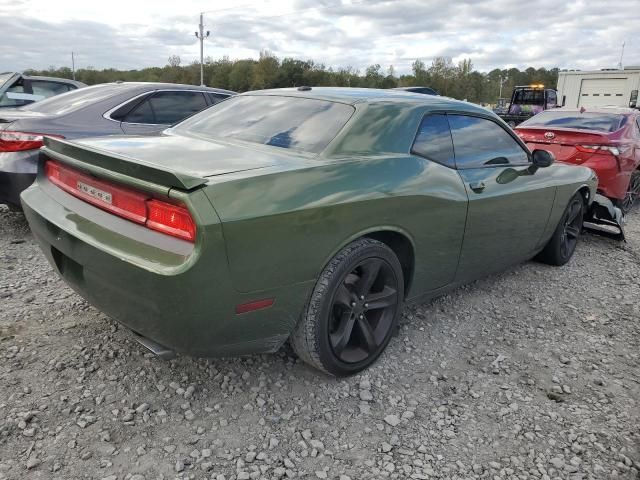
xmin=359 ymin=295 xmax=364 ymax=300
xmin=359 ymin=314 xmax=364 ymax=319
xmin=351 ymin=301 xmax=356 ymax=307
xmin=364 ymin=303 xmax=369 ymax=308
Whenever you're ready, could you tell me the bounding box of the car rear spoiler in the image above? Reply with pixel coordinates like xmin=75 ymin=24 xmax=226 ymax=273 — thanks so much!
xmin=41 ymin=136 xmax=207 ymax=191
xmin=584 ymin=194 xmax=625 ymax=242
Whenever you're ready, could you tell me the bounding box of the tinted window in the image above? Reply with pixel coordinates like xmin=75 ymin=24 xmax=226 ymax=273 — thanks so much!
xmin=411 ymin=114 xmax=455 ymax=167
xmin=124 ymin=99 xmax=155 ymax=124
xmin=148 ymin=91 xmax=208 ymax=124
xmin=30 ymin=81 xmax=74 ymax=98
xmin=513 ymin=89 xmax=545 ymax=105
xmin=0 ymin=82 xmax=31 ymax=107
xmin=546 ymin=90 xmax=557 ymax=108
xmin=208 ymin=93 xmax=230 ymax=104
xmin=174 ymin=95 xmax=355 ymax=154
xmin=22 ymin=84 xmax=121 ymax=114
xmin=449 ymin=115 xmax=529 ymax=168
xmin=521 ymin=111 xmax=627 ymax=133
xmin=411 ymin=87 xmax=438 ymax=95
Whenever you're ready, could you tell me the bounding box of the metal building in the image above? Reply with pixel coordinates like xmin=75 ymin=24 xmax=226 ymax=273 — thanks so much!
xmin=557 ymin=68 xmax=640 ymax=108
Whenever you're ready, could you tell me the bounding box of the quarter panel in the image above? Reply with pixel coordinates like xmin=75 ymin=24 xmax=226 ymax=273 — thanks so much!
xmin=205 ymin=155 xmax=468 ymax=296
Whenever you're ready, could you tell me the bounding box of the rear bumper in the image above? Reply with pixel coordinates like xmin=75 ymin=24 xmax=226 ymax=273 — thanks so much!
xmin=21 ymin=177 xmax=310 ymax=357
xmin=0 ymin=171 xmax=35 ymax=208
xmin=581 ymin=157 xmax=629 ymax=200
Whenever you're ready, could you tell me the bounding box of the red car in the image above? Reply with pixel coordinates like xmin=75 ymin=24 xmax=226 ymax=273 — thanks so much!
xmin=516 ymin=107 xmax=640 ymax=213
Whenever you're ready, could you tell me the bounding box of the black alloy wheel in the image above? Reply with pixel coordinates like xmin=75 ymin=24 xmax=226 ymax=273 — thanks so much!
xmin=560 ymin=196 xmax=583 ymax=260
xmin=329 ymin=257 xmax=399 ymax=364
xmin=536 ymin=192 xmax=584 ymax=266
xmin=290 ymin=238 xmax=404 ymax=376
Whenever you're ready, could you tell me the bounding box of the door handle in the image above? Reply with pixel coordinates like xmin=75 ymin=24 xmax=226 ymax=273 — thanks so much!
xmin=469 ymin=181 xmax=486 ymax=193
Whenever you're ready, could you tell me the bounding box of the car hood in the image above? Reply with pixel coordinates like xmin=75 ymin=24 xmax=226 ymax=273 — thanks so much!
xmin=74 ymin=132 xmax=305 ymax=178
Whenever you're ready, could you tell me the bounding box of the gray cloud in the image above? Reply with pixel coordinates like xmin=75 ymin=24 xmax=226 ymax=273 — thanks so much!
xmin=1 ymin=0 xmax=639 ymax=74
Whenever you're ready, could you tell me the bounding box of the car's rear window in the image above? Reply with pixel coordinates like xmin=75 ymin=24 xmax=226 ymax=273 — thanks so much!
xmin=512 ymin=89 xmax=545 ymax=105
xmin=521 ymin=111 xmax=627 ymax=132
xmin=21 ymin=84 xmax=120 ymax=115
xmin=174 ymin=95 xmax=355 ymax=154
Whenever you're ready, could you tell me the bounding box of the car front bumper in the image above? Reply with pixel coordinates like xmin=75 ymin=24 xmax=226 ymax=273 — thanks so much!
xmin=21 ymin=175 xmax=310 ymax=357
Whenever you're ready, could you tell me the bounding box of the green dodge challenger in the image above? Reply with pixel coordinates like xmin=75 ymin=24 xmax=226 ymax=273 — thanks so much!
xmin=21 ymin=87 xmax=598 ymax=375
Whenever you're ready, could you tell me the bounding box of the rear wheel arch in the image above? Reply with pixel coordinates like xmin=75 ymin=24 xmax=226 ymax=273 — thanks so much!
xmin=363 ymin=231 xmax=415 ymax=298
xmin=317 ymin=228 xmax=416 ymax=300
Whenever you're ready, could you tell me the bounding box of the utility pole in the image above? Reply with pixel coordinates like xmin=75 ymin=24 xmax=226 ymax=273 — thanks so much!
xmin=618 ymin=41 xmax=626 ymax=70
xmin=71 ymin=51 xmax=75 ymax=80
xmin=498 ymin=74 xmax=508 ymax=99
xmin=195 ymin=13 xmax=210 ymax=86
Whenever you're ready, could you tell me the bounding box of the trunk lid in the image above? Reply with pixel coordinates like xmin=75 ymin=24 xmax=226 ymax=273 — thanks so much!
xmin=0 ymin=108 xmax=50 ymax=125
xmin=516 ymin=126 xmax=613 ymax=164
xmin=42 ymin=132 xmax=298 ymax=190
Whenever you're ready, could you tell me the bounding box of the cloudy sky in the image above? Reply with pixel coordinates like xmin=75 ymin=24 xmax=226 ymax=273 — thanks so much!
xmin=1 ymin=0 xmax=638 ymax=74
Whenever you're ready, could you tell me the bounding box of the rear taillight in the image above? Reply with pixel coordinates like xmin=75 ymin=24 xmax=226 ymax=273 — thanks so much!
xmin=146 ymin=200 xmax=196 ymax=242
xmin=0 ymin=131 xmax=63 ymax=152
xmin=45 ymin=160 xmax=196 ymax=242
xmin=45 ymin=161 xmax=148 ymax=224
xmin=576 ymin=145 xmax=620 ymax=156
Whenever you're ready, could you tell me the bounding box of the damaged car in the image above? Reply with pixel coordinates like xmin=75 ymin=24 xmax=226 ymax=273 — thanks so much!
xmin=21 ymin=88 xmax=609 ymax=375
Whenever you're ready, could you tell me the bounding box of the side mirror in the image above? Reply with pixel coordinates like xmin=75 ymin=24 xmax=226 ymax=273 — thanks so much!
xmin=531 ymin=149 xmax=555 ymax=168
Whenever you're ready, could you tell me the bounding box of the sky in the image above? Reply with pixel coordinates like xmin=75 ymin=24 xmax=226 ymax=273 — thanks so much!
xmin=1 ymin=0 xmax=639 ymax=74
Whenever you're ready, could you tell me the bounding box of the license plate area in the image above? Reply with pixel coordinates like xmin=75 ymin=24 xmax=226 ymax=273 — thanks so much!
xmin=77 ymin=180 xmax=112 ymax=205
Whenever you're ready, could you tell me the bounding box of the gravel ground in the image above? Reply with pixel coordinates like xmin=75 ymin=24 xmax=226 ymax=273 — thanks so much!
xmin=0 ymin=205 xmax=639 ymax=480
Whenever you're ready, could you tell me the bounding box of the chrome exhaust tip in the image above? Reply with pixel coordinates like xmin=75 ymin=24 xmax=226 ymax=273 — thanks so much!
xmin=132 ymin=332 xmax=176 ymax=360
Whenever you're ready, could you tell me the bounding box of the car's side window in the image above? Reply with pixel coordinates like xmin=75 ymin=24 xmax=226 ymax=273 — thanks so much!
xmin=208 ymin=93 xmax=230 ymax=104
xmin=148 ymin=91 xmax=209 ymax=124
xmin=411 ymin=114 xmax=455 ymax=168
xmin=124 ymin=99 xmax=156 ymax=124
xmin=448 ymin=114 xmax=529 ymax=168
xmin=30 ymin=81 xmax=74 ymax=98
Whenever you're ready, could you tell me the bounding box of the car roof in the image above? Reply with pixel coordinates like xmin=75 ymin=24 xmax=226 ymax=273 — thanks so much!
xmin=243 ymin=87 xmax=487 ymax=113
xmin=98 ymin=82 xmax=236 ymax=95
xmin=22 ymin=75 xmax=87 ymax=87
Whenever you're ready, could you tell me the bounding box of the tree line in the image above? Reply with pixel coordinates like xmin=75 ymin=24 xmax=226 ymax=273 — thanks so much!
xmin=25 ymin=51 xmax=560 ymax=104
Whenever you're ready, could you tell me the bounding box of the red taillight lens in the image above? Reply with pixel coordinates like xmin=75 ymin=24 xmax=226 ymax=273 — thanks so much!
xmin=576 ymin=145 xmax=620 ymax=156
xmin=146 ymin=199 xmax=196 ymax=242
xmin=45 ymin=161 xmax=148 ymax=224
xmin=45 ymin=160 xmax=196 ymax=242
xmin=0 ymin=131 xmax=63 ymax=152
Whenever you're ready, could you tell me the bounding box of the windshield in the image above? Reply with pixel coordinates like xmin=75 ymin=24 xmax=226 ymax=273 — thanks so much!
xmin=521 ymin=111 xmax=627 ymax=133
xmin=0 ymin=72 xmax=16 ymax=87
xmin=174 ymin=95 xmax=355 ymax=154
xmin=512 ymin=89 xmax=545 ymax=105
xmin=20 ymin=84 xmax=120 ymax=115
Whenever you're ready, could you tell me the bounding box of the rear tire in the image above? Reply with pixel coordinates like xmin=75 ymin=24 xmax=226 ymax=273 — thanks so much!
xmin=290 ymin=238 xmax=404 ymax=376
xmin=536 ymin=193 xmax=584 ymax=266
